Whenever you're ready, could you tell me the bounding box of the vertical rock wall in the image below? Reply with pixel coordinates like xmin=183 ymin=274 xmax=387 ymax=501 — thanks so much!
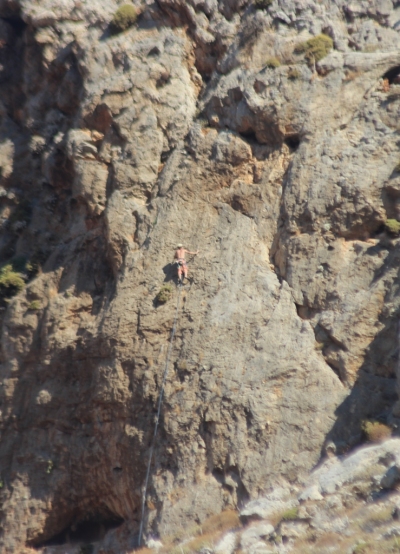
xmin=0 ymin=0 xmax=399 ymax=551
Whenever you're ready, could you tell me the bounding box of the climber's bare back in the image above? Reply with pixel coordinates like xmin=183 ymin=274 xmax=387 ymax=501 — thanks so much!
xmin=174 ymin=247 xmax=198 ymax=260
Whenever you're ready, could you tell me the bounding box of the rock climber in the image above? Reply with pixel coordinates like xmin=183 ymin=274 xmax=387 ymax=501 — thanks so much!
xmin=174 ymin=243 xmax=199 ymax=283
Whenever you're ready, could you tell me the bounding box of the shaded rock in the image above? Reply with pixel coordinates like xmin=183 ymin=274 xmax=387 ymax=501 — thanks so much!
xmin=381 ymin=464 xmax=400 ymax=489
xmin=2 ymin=0 xmax=400 ymax=552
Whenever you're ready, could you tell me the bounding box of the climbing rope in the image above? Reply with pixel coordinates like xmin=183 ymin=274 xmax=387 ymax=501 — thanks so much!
xmin=138 ymin=283 xmax=183 ymax=546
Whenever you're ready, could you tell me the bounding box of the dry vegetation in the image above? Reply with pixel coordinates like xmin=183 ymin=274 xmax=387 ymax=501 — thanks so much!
xmin=28 ymin=300 xmax=41 ymax=311
xmin=0 ymin=263 xmax=25 ymax=304
xmin=160 ymin=510 xmax=240 ymax=554
xmin=294 ymin=33 xmax=333 ymax=63
xmin=156 ymin=284 xmax=174 ymax=304
xmin=265 ymin=57 xmax=281 ymax=68
xmin=344 ymin=70 xmax=363 ymax=82
xmin=288 ymin=67 xmax=301 ymax=80
xmin=362 ymin=420 xmax=392 ymax=443
xmin=110 ymin=4 xmax=137 ymax=34
xmin=280 ymin=507 xmax=299 ymax=522
xmin=360 ymin=505 xmax=394 ymax=530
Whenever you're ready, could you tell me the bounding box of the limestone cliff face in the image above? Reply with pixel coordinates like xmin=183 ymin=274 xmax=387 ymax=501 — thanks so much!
xmin=0 ymin=0 xmax=399 ymax=551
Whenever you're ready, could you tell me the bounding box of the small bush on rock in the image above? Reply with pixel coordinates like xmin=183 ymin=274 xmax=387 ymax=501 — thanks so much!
xmin=281 ymin=507 xmax=299 ymax=521
xmin=28 ymin=300 xmax=41 ymax=311
xmin=385 ymin=219 xmax=400 ymax=236
xmin=352 ymin=542 xmax=369 ymax=554
xmin=362 ymin=420 xmax=391 ymax=443
xmin=288 ymin=67 xmax=301 ymax=80
xmin=254 ymin=0 xmax=273 ymax=8
xmin=294 ymin=33 xmax=333 ymax=63
xmin=110 ymin=4 xmax=137 ymax=34
xmin=265 ymin=57 xmax=281 ymax=68
xmin=0 ymin=263 xmax=25 ymax=303
xmin=156 ymin=284 xmax=173 ymax=304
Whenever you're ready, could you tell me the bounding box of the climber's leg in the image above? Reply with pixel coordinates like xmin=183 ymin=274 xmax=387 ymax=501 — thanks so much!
xmin=177 ymin=263 xmax=183 ymax=283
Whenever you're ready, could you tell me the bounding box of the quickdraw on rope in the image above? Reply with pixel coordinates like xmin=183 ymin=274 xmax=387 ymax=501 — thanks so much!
xmin=138 ymin=283 xmax=183 ymax=546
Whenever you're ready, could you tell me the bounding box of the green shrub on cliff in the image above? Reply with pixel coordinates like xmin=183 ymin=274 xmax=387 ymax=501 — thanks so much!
xmin=0 ymin=255 xmax=43 ymax=306
xmin=281 ymin=507 xmax=299 ymax=521
xmin=156 ymin=284 xmax=173 ymax=304
xmin=362 ymin=420 xmax=391 ymax=443
xmin=28 ymin=300 xmax=41 ymax=311
xmin=0 ymin=263 xmax=25 ymax=303
xmin=110 ymin=4 xmax=137 ymax=34
xmin=294 ymin=33 xmax=333 ymax=63
xmin=385 ymin=219 xmax=400 ymax=236
xmin=265 ymin=57 xmax=281 ymax=68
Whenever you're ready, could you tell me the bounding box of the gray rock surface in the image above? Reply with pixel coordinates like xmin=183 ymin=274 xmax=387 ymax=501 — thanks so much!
xmin=164 ymin=439 xmax=400 ymax=554
xmin=0 ymin=0 xmax=399 ymax=552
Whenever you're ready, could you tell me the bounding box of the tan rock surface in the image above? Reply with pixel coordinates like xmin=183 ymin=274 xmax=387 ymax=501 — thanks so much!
xmin=0 ymin=0 xmax=399 ymax=552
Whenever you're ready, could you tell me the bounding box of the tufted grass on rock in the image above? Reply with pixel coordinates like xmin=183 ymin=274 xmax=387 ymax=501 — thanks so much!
xmin=294 ymin=33 xmax=333 ymax=63
xmin=288 ymin=67 xmax=301 ymax=80
xmin=28 ymin=300 xmax=41 ymax=311
xmin=0 ymin=263 xmax=25 ymax=303
xmin=384 ymin=536 xmax=400 ymax=552
xmin=254 ymin=0 xmax=273 ymax=8
xmin=265 ymin=57 xmax=281 ymax=68
xmin=156 ymin=283 xmax=173 ymax=304
xmin=110 ymin=4 xmax=137 ymax=34
xmin=385 ymin=219 xmax=400 ymax=236
xmin=0 ymin=254 xmax=44 ymax=306
xmin=361 ymin=506 xmax=394 ymax=529
xmin=280 ymin=507 xmax=299 ymax=521
xmin=362 ymin=420 xmax=391 ymax=443
xmin=163 ymin=510 xmax=240 ymax=554
xmin=352 ymin=542 xmax=369 ymax=554
xmin=168 ymin=510 xmax=240 ymax=554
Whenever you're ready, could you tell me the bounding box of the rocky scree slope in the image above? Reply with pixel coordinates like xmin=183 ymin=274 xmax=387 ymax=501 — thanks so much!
xmin=151 ymin=438 xmax=400 ymax=554
xmin=0 ymin=0 xmax=399 ymax=552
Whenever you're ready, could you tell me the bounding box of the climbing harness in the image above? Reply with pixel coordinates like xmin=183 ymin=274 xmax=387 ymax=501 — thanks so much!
xmin=138 ymin=283 xmax=183 ymax=546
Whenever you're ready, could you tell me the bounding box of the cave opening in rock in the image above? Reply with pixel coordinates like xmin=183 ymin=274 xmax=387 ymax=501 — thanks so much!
xmin=1 ymin=15 xmax=27 ymax=35
xmin=238 ymin=129 xmax=258 ymax=143
xmin=284 ymin=134 xmax=300 ymax=150
xmin=383 ymin=66 xmax=400 ymax=84
xmin=32 ymin=514 xmax=124 ymax=548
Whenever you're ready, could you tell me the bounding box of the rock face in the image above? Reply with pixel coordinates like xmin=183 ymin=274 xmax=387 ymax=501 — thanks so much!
xmin=0 ymin=0 xmax=400 ymax=552
xmin=207 ymin=439 xmax=400 ymax=554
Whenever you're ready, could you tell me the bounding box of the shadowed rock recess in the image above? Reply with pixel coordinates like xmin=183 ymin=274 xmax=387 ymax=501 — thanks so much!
xmin=1 ymin=0 xmax=400 ymax=552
